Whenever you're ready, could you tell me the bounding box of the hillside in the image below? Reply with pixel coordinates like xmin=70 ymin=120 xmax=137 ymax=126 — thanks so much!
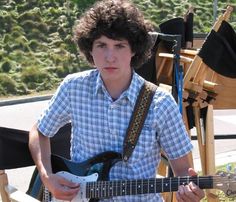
xmin=0 ymin=0 xmax=235 ymax=97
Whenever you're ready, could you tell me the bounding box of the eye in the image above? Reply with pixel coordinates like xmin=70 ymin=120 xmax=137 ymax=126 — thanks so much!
xmin=97 ymin=43 xmax=106 ymax=48
xmin=115 ymin=44 xmax=125 ymax=49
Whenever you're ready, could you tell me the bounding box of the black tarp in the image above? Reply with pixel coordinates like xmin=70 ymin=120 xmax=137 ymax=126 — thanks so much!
xmin=0 ymin=123 xmax=71 ymax=169
xmin=198 ymin=20 xmax=236 ymax=78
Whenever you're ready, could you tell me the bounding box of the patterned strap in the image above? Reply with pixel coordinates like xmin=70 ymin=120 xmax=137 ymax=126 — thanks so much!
xmin=123 ymin=81 xmax=157 ymax=162
xmin=42 ymin=186 xmax=51 ymax=202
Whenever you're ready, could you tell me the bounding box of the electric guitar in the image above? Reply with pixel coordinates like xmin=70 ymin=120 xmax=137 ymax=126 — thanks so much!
xmin=44 ymin=151 xmax=236 ymax=202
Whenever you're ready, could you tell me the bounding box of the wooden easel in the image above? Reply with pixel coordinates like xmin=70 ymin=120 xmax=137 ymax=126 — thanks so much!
xmin=156 ymin=6 xmax=234 ymax=201
xmin=182 ymin=6 xmax=234 ymax=201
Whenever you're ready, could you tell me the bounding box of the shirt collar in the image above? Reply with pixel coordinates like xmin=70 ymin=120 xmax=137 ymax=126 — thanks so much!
xmin=123 ymin=71 xmax=145 ymax=107
xmin=94 ymin=71 xmax=104 ymax=95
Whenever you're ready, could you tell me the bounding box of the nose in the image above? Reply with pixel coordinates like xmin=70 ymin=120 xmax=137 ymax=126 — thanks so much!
xmin=105 ymin=48 xmax=115 ymax=62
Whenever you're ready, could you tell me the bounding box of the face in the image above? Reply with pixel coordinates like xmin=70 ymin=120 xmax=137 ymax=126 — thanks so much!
xmin=91 ymin=35 xmax=134 ymax=84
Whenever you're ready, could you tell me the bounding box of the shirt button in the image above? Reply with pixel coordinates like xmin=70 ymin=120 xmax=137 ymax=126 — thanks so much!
xmin=110 ymin=104 xmax=115 ymax=109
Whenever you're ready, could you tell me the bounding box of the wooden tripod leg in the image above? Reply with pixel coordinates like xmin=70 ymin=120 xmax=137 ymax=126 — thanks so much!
xmin=0 ymin=170 xmax=11 ymax=202
xmin=193 ymin=107 xmax=206 ymax=174
xmin=205 ymin=105 xmax=219 ymax=202
xmin=183 ymin=55 xmax=202 ymax=89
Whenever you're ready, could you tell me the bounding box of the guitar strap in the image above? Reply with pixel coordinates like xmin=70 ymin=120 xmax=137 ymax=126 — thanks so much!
xmin=123 ymin=80 xmax=157 ymax=162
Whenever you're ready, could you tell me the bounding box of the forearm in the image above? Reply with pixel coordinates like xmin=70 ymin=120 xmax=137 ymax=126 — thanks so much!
xmin=28 ymin=123 xmax=52 ymax=180
xmin=169 ymin=152 xmax=193 ymax=176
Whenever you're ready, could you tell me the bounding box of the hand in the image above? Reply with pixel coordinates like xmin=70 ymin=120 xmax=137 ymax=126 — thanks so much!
xmin=176 ymin=168 xmax=205 ymax=202
xmin=42 ymin=173 xmax=80 ymax=201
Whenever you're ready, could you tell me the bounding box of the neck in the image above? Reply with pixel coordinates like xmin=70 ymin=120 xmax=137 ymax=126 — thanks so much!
xmin=103 ymin=76 xmax=132 ymax=100
xmin=85 ymin=175 xmax=214 ymax=198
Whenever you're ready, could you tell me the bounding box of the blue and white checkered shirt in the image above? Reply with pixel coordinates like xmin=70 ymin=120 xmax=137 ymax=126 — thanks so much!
xmin=38 ymin=69 xmax=193 ymax=202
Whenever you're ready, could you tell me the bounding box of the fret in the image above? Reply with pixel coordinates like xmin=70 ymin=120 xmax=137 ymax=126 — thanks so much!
xmin=154 ymin=179 xmax=157 ymax=193
xmin=130 ymin=179 xmax=132 ymax=195
xmin=136 ymin=179 xmax=138 ymax=195
xmin=103 ymin=181 xmax=106 ymax=198
xmin=111 ymin=180 xmax=114 ymax=197
xmin=169 ymin=177 xmax=171 ymax=192
xmin=95 ymin=181 xmax=100 ymax=198
xmin=127 ymin=180 xmax=132 ymax=195
xmin=119 ymin=180 xmax=122 ymax=196
xmin=161 ymin=178 xmax=163 ymax=192
xmin=141 ymin=179 xmax=143 ymax=194
xmin=148 ymin=179 xmax=149 ymax=194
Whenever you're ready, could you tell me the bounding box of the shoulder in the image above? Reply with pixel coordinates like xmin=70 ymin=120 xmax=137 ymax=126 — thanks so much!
xmin=64 ymin=69 xmax=97 ymax=82
xmin=152 ymin=86 xmax=178 ymax=114
xmin=60 ymin=69 xmax=98 ymax=87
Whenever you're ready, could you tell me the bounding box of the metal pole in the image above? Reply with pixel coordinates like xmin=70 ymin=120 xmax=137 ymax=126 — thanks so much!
xmin=213 ymin=0 xmax=218 ymax=22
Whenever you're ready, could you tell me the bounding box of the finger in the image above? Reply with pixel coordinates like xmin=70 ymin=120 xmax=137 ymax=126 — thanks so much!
xmin=54 ymin=186 xmax=80 ymax=201
xmin=189 ymin=182 xmax=205 ymax=199
xmin=58 ymin=177 xmax=80 ymax=188
xmin=176 ymin=187 xmax=184 ymax=202
xmin=176 ymin=185 xmax=187 ymax=202
xmin=188 ymin=168 xmax=198 ymax=176
xmin=52 ymin=179 xmax=79 ymax=200
xmin=177 ymin=185 xmax=198 ymax=202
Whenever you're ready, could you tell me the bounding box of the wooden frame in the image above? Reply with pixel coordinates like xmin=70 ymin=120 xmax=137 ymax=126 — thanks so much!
xmin=0 ymin=170 xmax=39 ymax=202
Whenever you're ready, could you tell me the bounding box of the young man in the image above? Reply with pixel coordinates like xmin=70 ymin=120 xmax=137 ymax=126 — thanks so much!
xmin=29 ymin=0 xmax=205 ymax=201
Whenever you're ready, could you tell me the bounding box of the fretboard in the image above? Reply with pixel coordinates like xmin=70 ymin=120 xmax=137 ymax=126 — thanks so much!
xmin=86 ymin=176 xmax=213 ymax=198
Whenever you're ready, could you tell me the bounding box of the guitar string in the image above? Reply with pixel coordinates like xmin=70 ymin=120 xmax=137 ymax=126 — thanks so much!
xmin=86 ymin=178 xmax=212 ymax=193
xmin=86 ymin=177 xmax=236 ymax=194
xmin=86 ymin=177 xmax=236 ymax=186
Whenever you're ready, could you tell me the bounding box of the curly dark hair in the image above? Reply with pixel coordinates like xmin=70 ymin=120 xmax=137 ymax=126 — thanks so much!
xmin=73 ymin=0 xmax=154 ymax=69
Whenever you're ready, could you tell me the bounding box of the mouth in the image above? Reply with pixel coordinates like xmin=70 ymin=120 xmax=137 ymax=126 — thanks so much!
xmin=104 ymin=66 xmax=117 ymax=69
xmin=103 ymin=67 xmax=118 ymax=72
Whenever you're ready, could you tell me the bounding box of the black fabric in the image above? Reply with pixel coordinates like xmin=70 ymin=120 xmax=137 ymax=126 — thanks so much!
xmin=0 ymin=123 xmax=71 ymax=169
xmin=135 ymin=34 xmax=161 ymax=84
xmin=159 ymin=17 xmax=186 ymax=50
xmin=135 ymin=53 xmax=157 ymax=84
xmin=198 ymin=20 xmax=236 ymax=78
xmin=185 ymin=13 xmax=194 ymax=43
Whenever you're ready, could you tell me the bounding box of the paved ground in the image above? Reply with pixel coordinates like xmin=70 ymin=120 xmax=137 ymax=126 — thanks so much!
xmin=0 ymin=98 xmax=236 ymax=200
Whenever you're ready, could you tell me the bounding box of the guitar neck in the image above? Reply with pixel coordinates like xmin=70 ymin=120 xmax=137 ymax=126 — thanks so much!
xmin=86 ymin=176 xmax=214 ymax=198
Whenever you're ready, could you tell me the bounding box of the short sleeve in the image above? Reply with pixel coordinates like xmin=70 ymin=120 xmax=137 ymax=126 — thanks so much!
xmin=38 ymin=77 xmax=71 ymax=137
xmin=157 ymin=93 xmax=193 ymax=160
